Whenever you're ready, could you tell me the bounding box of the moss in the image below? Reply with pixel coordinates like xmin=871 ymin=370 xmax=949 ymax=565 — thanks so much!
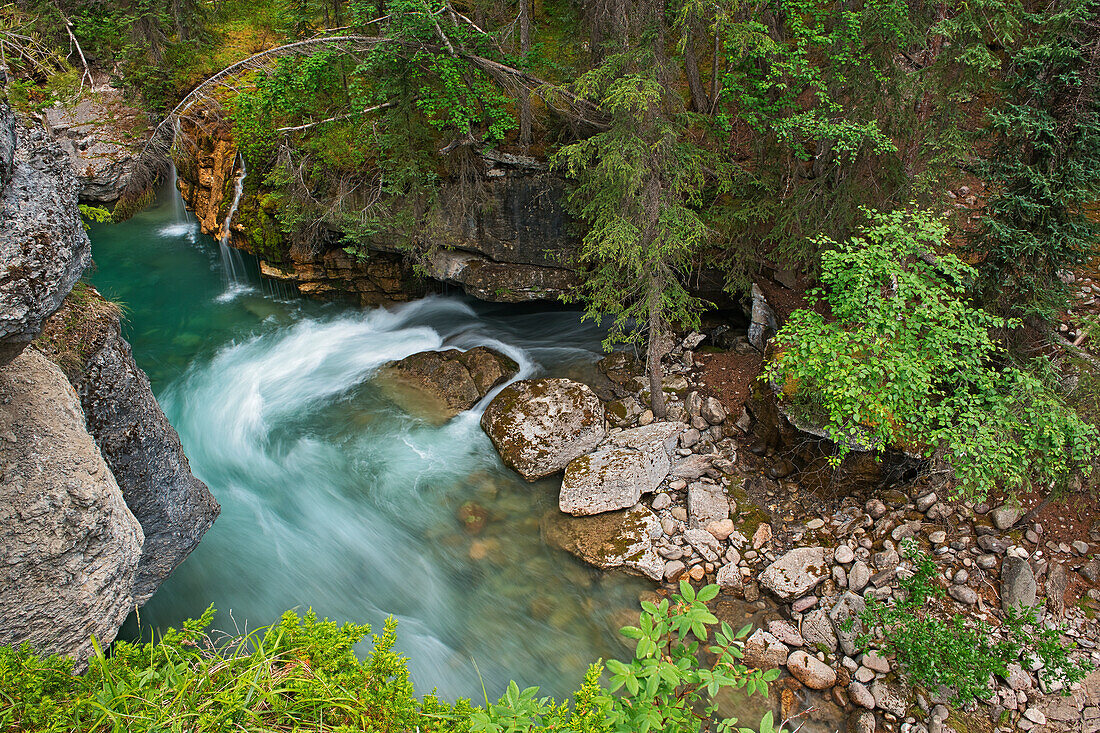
xmin=237 ymin=195 xmax=288 ymax=263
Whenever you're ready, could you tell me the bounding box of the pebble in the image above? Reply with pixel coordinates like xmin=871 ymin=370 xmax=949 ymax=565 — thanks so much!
xmin=862 ymin=650 xmax=891 ymax=674
xmin=849 ymin=681 xmax=875 ymax=709
xmin=791 ymin=596 xmax=818 ymax=613
xmin=752 ymin=523 xmax=772 ymax=549
xmin=835 ymin=545 xmax=855 ymax=564
xmin=929 ymin=530 xmax=947 ymax=544
xmin=806 ymin=518 xmax=825 ymax=530
xmin=916 ymin=492 xmax=938 ymax=512
xmin=669 ymin=479 xmax=688 ymax=491
xmin=849 ymin=561 xmax=871 ymax=592
xmin=663 ymin=560 xmax=686 ymax=581
xmin=671 ymin=507 xmax=688 ymax=522
xmin=855 ymin=666 xmax=875 ymax=683
xmin=688 ymin=565 xmax=705 ymax=581
xmin=1073 ymin=540 xmax=1090 ymax=555
xmin=706 ymin=518 xmax=736 ymax=541
xmin=652 ymin=493 xmax=671 ymax=510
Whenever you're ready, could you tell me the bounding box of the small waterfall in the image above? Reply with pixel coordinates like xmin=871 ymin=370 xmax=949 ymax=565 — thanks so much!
xmin=218 ymin=156 xmax=249 ymax=288
xmin=158 ymin=164 xmax=199 ymax=241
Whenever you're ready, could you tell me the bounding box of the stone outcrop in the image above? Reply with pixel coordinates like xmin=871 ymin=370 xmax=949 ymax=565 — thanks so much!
xmin=37 ymin=292 xmax=220 ymax=606
xmin=377 ymin=346 xmax=519 ymax=421
xmin=541 ymin=504 xmax=664 ymax=581
xmin=558 ymin=422 xmax=682 ymax=515
xmin=259 ymin=250 xmax=425 ymax=306
xmin=481 ymin=378 xmax=606 ymax=481
xmin=0 ymin=102 xmax=90 ymax=365
xmin=0 ymin=349 xmax=144 ymax=664
xmin=42 ymin=90 xmax=146 ymax=204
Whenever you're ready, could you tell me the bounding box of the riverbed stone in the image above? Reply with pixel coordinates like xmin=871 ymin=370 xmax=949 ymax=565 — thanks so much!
xmin=559 ymin=423 xmax=684 ymax=515
xmin=849 ymin=560 xmax=871 ymax=592
xmin=829 ymin=592 xmax=866 ymax=657
xmin=992 ymin=504 xmax=1022 ymax=530
xmin=758 ymin=547 xmax=828 ymax=600
xmin=802 ymin=608 xmax=838 ymax=653
xmin=688 ymin=484 xmax=731 ymax=526
xmin=871 ymin=680 xmax=908 ymax=717
xmin=683 ymin=528 xmax=722 ymax=563
xmin=716 ymin=563 xmax=743 ymax=593
xmin=744 ymin=629 xmax=790 ymax=669
xmin=541 ymin=504 xmax=664 ymax=580
xmin=787 ymin=650 xmax=836 ymax=689
xmin=481 ymin=378 xmax=606 ymax=481
xmin=849 ymin=681 xmax=875 ymax=709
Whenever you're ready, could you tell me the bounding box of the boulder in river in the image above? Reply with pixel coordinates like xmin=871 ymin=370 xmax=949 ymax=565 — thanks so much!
xmin=0 ymin=349 xmax=143 ymax=665
xmin=541 ymin=504 xmax=664 ymax=581
xmin=559 ymin=422 xmax=682 ymax=516
xmin=481 ymin=378 xmax=606 ymax=481
xmin=379 ymin=346 xmax=519 ymax=422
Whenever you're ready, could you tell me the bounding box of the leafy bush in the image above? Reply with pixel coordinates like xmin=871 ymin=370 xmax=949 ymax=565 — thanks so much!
xmin=0 ymin=583 xmax=783 ymax=732
xmin=764 ymin=206 xmax=1099 ymax=500
xmin=858 ymin=541 xmax=1093 ymax=705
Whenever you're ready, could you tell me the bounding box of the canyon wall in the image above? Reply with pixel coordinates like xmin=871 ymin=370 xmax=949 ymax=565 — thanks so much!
xmin=0 ymin=102 xmax=218 ymax=662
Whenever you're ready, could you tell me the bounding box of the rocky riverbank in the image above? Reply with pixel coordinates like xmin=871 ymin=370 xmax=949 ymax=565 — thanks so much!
xmin=470 ymin=319 xmax=1100 ymax=733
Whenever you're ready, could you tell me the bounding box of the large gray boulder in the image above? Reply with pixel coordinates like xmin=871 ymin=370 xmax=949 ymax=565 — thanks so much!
xmin=758 ymin=546 xmax=828 ymax=600
xmin=0 ymin=103 xmax=90 ymax=365
xmin=0 ymin=349 xmax=143 ymax=664
xmin=541 ymin=504 xmax=663 ymax=581
xmin=40 ymin=292 xmax=220 ymax=606
xmin=558 ymin=422 xmax=682 ymax=515
xmin=481 ymin=378 xmax=606 ymax=480
xmin=1001 ymin=556 xmax=1037 ymax=614
xmin=378 ymin=346 xmax=518 ymax=422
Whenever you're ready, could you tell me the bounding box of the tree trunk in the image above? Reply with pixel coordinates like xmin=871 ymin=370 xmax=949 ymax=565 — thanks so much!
xmin=683 ymin=24 xmax=708 ymax=112
xmin=647 ymin=275 xmax=667 ymax=419
xmin=519 ymin=0 xmax=533 ymax=149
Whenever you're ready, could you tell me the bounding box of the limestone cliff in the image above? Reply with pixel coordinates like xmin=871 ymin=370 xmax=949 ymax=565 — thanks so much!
xmin=0 ymin=102 xmax=90 ymax=365
xmin=174 ymin=116 xmax=580 ymax=304
xmin=0 ymin=349 xmax=144 ymax=665
xmin=0 ymin=103 xmax=219 ymax=661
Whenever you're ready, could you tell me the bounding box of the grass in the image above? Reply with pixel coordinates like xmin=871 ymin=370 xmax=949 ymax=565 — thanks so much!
xmin=32 ymin=283 xmax=125 ymax=379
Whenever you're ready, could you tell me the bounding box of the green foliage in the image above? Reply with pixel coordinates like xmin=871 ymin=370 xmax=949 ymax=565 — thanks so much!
xmin=470 ymin=581 xmax=783 ymax=733
xmin=78 ymin=205 xmax=113 ymax=229
xmin=765 ymin=207 xmax=1100 ymax=500
xmin=0 ymin=586 xmax=781 ymax=733
xmin=859 ymin=541 xmax=1094 ymax=705
xmin=969 ymin=0 xmax=1100 ymax=322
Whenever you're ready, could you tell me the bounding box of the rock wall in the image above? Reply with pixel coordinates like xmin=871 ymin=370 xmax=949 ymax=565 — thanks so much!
xmin=0 ymin=102 xmax=90 ymax=365
xmin=0 ymin=105 xmax=219 ymax=661
xmin=174 ymin=117 xmax=580 ymax=304
xmin=47 ymin=294 xmax=221 ymax=606
xmin=0 ymin=349 xmax=144 ymax=665
xmin=42 ymin=88 xmax=147 ymax=204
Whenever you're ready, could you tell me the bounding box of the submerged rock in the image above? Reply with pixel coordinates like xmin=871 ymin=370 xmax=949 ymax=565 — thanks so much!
xmin=559 ymin=422 xmax=683 ymax=516
xmin=379 ymin=346 xmax=519 ymax=421
xmin=541 ymin=504 xmax=663 ymax=580
xmin=0 ymin=103 xmax=90 ymax=365
xmin=481 ymin=378 xmax=606 ymax=481
xmin=0 ymin=349 xmax=143 ymax=665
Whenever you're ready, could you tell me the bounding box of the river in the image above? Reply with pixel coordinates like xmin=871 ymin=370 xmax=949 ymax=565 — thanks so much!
xmin=90 ymin=182 xmax=650 ymax=701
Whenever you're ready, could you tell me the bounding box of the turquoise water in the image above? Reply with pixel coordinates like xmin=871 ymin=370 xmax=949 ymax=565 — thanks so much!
xmin=89 ymin=184 xmax=649 ymax=700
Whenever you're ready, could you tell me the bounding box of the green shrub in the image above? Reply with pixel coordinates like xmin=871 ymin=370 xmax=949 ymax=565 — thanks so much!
xmin=858 ymin=541 xmax=1094 ymax=705
xmin=0 ymin=583 xmax=783 ymax=732
xmin=764 ymin=206 xmax=1100 ymax=500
